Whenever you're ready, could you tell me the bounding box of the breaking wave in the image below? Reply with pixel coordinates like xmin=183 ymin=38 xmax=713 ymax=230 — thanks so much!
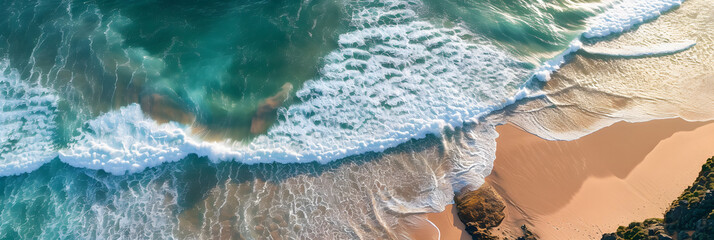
xmin=1 ymin=0 xmax=689 ymax=176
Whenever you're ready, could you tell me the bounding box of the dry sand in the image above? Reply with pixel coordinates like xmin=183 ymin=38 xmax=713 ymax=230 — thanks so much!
xmin=488 ymin=118 xmax=714 ymax=239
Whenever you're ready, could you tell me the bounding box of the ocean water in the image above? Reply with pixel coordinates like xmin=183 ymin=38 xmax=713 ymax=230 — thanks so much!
xmin=0 ymin=0 xmax=699 ymax=239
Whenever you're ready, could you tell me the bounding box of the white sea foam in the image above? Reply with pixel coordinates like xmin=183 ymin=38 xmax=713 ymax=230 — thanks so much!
xmin=0 ymin=59 xmax=58 ymax=175
xmin=584 ymin=0 xmax=683 ymax=38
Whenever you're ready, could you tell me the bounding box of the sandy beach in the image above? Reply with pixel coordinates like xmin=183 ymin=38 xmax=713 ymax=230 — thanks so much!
xmin=489 ymin=118 xmax=714 ymax=239
xmin=412 ymin=118 xmax=714 ymax=239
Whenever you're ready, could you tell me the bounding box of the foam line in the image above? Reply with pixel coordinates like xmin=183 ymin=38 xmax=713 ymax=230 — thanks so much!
xmin=533 ymin=41 xmax=583 ymax=82
xmin=59 ymin=104 xmax=204 ymax=174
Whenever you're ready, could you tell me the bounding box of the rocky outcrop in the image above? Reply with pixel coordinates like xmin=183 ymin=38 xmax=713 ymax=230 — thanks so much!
xmin=454 ymin=183 xmax=506 ymax=240
xmin=602 ymin=157 xmax=714 ymax=240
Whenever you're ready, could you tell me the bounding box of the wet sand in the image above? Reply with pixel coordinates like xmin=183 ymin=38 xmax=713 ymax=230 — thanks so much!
xmin=404 ymin=204 xmax=470 ymax=240
xmin=489 ymin=119 xmax=714 ymax=239
xmin=425 ymin=204 xmax=471 ymax=240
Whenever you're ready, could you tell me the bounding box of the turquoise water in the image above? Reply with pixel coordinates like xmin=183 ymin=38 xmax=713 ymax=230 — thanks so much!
xmin=1 ymin=0 xmax=347 ymax=140
xmin=0 ymin=0 xmax=690 ymax=238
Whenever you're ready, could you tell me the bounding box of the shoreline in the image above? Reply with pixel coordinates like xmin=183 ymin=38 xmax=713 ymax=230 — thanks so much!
xmin=416 ymin=118 xmax=714 ymax=239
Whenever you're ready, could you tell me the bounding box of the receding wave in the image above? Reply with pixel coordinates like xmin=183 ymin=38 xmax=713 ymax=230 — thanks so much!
xmin=581 ymin=40 xmax=696 ymax=57
xmin=533 ymin=0 xmax=688 ymax=81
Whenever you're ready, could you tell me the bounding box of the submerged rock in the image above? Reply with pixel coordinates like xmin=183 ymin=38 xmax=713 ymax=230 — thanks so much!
xmin=250 ymin=83 xmax=293 ymax=134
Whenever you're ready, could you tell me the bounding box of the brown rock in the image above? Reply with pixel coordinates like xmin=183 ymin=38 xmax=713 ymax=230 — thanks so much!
xmin=455 ymin=183 xmax=506 ymax=229
xmin=455 ymin=183 xmax=507 ymax=240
